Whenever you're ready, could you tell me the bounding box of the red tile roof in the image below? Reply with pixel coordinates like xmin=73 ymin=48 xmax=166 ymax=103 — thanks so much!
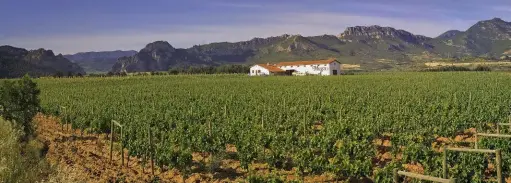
xmin=275 ymin=59 xmax=337 ymax=67
xmin=256 ymin=64 xmax=285 ymax=72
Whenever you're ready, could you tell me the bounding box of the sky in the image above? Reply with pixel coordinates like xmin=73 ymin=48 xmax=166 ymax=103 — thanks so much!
xmin=1 ymin=0 xmax=510 ymax=54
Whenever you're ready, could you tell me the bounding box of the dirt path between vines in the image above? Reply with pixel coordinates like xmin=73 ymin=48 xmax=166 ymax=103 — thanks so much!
xmin=35 ymin=114 xmax=337 ymax=183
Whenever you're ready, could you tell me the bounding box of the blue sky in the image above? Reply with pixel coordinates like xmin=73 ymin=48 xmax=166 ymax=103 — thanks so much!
xmin=1 ymin=0 xmax=510 ymax=54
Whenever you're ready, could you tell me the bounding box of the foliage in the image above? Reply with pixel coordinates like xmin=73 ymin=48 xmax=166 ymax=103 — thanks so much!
xmin=168 ymin=64 xmax=251 ymax=75
xmin=36 ymin=72 xmax=511 ymax=181
xmin=0 ymin=74 xmax=41 ymax=139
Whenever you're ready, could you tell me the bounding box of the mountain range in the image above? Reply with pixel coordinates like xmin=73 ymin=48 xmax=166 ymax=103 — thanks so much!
xmin=112 ymin=18 xmax=511 ymax=72
xmin=0 ymin=46 xmax=85 ymax=78
xmin=1 ymin=17 xmax=510 ymax=77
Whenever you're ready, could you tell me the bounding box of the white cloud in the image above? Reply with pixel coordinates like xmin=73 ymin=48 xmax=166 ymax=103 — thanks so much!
xmin=0 ymin=12 xmax=473 ymax=54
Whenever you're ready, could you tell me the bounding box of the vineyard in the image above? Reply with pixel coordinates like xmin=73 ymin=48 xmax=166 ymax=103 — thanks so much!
xmin=36 ymin=72 xmax=511 ymax=182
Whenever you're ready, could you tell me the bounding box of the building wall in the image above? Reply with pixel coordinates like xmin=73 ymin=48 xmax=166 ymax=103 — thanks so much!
xmin=329 ymin=61 xmax=341 ymax=75
xmin=279 ymin=61 xmax=341 ymax=76
xmin=249 ymin=65 xmax=270 ymax=76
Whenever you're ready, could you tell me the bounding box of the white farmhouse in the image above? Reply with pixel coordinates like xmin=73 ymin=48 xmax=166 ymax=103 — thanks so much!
xmin=249 ymin=59 xmax=341 ymax=76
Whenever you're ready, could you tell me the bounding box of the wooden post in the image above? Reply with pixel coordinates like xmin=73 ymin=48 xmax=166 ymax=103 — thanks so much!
xmin=496 ymin=149 xmax=502 ymax=183
xmin=474 ymin=133 xmax=478 ymax=149
xmin=509 ymin=115 xmax=511 ymax=132
xmin=443 ymin=147 xmax=448 ymax=179
xmin=149 ymin=127 xmax=154 ymax=176
xmin=110 ymin=121 xmax=114 ymax=163
xmin=393 ymin=168 xmax=399 ymax=183
xmin=121 ymin=126 xmax=124 ymax=167
xmin=127 ymin=150 xmax=130 ymax=167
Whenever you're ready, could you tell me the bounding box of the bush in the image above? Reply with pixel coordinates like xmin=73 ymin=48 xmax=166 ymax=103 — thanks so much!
xmin=473 ymin=65 xmax=491 ymax=71
xmin=0 ymin=74 xmax=41 ymax=140
xmin=425 ymin=65 xmax=492 ymax=72
xmin=425 ymin=66 xmax=471 ymax=72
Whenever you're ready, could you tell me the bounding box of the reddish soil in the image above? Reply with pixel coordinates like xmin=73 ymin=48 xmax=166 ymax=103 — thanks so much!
xmin=35 ymin=114 xmax=338 ymax=183
xmin=35 ymin=113 xmax=511 ymax=182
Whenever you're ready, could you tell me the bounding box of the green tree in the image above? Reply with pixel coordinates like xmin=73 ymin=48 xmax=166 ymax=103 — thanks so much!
xmin=0 ymin=74 xmax=41 ymax=140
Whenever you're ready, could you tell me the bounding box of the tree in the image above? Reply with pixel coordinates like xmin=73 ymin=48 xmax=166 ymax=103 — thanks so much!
xmin=53 ymin=71 xmax=64 ymax=78
xmin=0 ymin=74 xmax=41 ymax=140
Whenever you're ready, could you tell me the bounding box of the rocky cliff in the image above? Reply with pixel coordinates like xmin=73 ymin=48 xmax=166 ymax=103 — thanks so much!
xmin=0 ymin=46 xmax=85 ymax=78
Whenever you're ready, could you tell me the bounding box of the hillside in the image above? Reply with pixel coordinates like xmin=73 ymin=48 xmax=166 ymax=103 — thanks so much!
xmin=64 ymin=50 xmax=136 ymax=73
xmin=108 ymin=18 xmax=511 ymax=72
xmin=0 ymin=46 xmax=85 ymax=78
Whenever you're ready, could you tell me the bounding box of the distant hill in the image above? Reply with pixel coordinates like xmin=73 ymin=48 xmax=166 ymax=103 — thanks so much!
xmin=431 ymin=18 xmax=511 ymax=58
xmin=0 ymin=46 xmax=85 ymax=78
xmin=109 ymin=18 xmax=511 ymax=72
xmin=64 ymin=50 xmax=136 ymax=73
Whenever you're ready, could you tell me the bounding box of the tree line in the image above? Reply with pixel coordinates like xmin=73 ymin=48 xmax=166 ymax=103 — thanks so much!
xmin=85 ymin=64 xmax=251 ymax=77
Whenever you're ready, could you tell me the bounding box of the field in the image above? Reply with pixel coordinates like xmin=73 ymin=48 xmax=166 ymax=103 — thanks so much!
xmin=36 ymin=72 xmax=511 ymax=182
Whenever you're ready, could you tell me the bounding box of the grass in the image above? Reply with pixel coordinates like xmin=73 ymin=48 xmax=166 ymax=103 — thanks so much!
xmin=0 ymin=118 xmax=71 ymax=183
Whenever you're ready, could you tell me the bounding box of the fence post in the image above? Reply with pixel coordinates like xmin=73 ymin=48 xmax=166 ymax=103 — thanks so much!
xmin=443 ymin=147 xmax=448 ymax=179
xmin=497 ymin=124 xmax=500 ymax=134
xmin=393 ymin=168 xmax=399 ymax=183
xmin=496 ymin=149 xmax=502 ymax=183
xmin=121 ymin=126 xmax=124 ymax=167
xmin=110 ymin=121 xmax=114 ymax=163
xmin=474 ymin=133 xmax=478 ymax=149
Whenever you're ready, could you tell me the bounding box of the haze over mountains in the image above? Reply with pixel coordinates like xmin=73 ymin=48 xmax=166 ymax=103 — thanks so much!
xmin=63 ymin=50 xmax=136 ymax=73
xmin=1 ymin=18 xmax=511 ymax=77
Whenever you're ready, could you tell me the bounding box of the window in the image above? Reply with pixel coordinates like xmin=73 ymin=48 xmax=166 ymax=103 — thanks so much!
xmin=324 ymin=64 xmax=327 ymax=66
xmin=257 ymin=70 xmax=261 ymax=73
xmin=333 ymin=70 xmax=338 ymax=75
xmin=251 ymin=70 xmax=254 ymax=73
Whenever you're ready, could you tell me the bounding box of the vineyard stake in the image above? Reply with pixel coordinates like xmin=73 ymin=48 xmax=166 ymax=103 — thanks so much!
xmin=474 ymin=133 xmax=478 ymax=149
xmin=475 ymin=133 xmax=511 ymax=149
xmin=110 ymin=120 xmax=114 ymax=163
xmin=496 ymin=149 xmax=502 ymax=183
xmin=394 ymin=170 xmax=455 ymax=183
xmin=442 ymin=147 xmax=447 ymax=179
xmin=121 ymin=125 xmax=124 ymax=167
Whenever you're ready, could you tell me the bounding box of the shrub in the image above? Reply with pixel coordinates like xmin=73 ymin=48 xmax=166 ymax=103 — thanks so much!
xmin=473 ymin=65 xmax=491 ymax=71
xmin=0 ymin=74 xmax=41 ymax=140
xmin=425 ymin=66 xmax=471 ymax=72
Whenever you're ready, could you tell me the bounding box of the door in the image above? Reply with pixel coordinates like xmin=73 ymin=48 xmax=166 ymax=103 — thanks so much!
xmin=332 ymin=70 xmax=338 ymax=75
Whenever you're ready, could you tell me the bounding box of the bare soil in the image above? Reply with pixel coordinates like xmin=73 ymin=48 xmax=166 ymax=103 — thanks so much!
xmin=35 ymin=114 xmax=338 ymax=183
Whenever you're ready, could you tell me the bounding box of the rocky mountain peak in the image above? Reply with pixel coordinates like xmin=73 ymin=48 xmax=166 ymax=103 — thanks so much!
xmin=142 ymin=41 xmax=175 ymax=53
xmin=338 ymin=25 xmax=431 ymax=44
xmin=467 ymin=17 xmax=511 ymax=40
xmin=437 ymin=30 xmax=463 ymax=39
xmin=26 ymin=48 xmax=58 ymax=60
